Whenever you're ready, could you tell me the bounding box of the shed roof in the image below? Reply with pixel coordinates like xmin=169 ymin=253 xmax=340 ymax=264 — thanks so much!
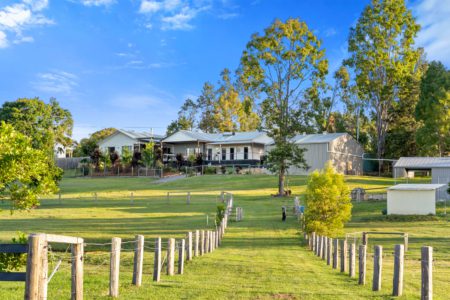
xmin=387 ymin=184 xmax=446 ymax=191
xmin=292 ymin=132 xmax=347 ymax=144
xmin=394 ymin=157 xmax=450 ymax=169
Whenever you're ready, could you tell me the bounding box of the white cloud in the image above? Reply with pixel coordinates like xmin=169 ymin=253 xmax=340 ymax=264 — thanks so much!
xmin=77 ymin=0 xmax=116 ymax=7
xmin=414 ymin=0 xmax=450 ymax=65
xmin=217 ymin=12 xmax=238 ymax=20
xmin=32 ymin=70 xmax=78 ymax=94
xmin=138 ymin=0 xmax=218 ymax=31
xmin=0 ymin=0 xmax=53 ymax=48
xmin=0 ymin=30 xmax=8 ymax=48
xmin=324 ymin=27 xmax=337 ymax=37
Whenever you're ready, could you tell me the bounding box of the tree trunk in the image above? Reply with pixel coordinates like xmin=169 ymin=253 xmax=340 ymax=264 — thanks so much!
xmin=278 ymin=165 xmax=285 ymax=196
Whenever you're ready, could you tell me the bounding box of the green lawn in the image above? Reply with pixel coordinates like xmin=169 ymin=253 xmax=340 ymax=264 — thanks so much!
xmin=0 ymin=175 xmax=449 ymax=299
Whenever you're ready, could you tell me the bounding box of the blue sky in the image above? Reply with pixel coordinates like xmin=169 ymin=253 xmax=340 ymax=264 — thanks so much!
xmin=0 ymin=0 xmax=449 ymax=141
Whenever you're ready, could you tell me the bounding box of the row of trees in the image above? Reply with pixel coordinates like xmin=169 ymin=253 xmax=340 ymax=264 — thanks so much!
xmin=168 ymin=0 xmax=449 ymax=195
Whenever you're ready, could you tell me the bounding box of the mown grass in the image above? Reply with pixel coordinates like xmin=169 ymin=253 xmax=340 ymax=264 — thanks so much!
xmin=0 ymin=175 xmax=449 ymax=299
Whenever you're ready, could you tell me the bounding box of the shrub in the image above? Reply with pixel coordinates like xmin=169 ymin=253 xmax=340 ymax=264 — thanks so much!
xmin=204 ymin=166 xmax=216 ymax=174
xmin=216 ymin=204 xmax=226 ymax=225
xmin=0 ymin=232 xmax=27 ymax=272
xmin=304 ymin=161 xmax=352 ymax=236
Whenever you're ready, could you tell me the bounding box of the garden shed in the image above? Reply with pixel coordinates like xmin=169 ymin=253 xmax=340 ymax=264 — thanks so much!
xmin=387 ymin=184 xmax=445 ymax=215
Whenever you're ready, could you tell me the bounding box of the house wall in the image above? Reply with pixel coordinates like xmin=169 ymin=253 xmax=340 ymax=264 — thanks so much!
xmin=329 ymin=135 xmax=364 ymax=175
xmin=285 ymin=143 xmax=330 ymax=175
xmin=165 ymin=142 xmax=207 ymax=158
xmin=387 ymin=190 xmax=436 ymax=215
xmin=98 ymin=133 xmax=137 ymax=155
xmin=206 ymin=144 xmax=265 ymax=161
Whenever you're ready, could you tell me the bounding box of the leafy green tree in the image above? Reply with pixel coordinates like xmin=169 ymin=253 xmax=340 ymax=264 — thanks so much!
xmin=415 ymin=61 xmax=450 ymax=156
xmin=0 ymin=232 xmax=27 ymax=271
xmin=0 ymin=122 xmax=58 ymax=211
xmin=304 ymin=162 xmax=352 ymax=236
xmin=198 ymin=82 xmax=219 ymax=133
xmin=121 ymin=147 xmax=132 ymax=166
xmin=166 ymin=116 xmax=194 ymax=136
xmin=238 ymin=96 xmax=260 ymax=131
xmin=239 ymin=18 xmax=328 ymax=196
xmin=345 ymin=0 xmax=422 ymax=162
xmin=73 ymin=127 xmax=116 ymax=157
xmin=0 ymin=98 xmax=73 ymax=156
xmin=214 ymin=69 xmax=241 ymax=132
xmin=141 ymin=141 xmax=156 ymax=167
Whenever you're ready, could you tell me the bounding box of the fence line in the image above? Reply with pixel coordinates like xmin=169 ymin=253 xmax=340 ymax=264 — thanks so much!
xmin=302 ymin=232 xmax=434 ymax=299
xmin=0 ymin=191 xmax=237 ymax=299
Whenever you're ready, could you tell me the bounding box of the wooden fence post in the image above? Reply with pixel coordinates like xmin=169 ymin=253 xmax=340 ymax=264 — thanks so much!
xmin=186 ymin=232 xmax=193 ymax=261
xmin=211 ymin=231 xmax=215 ymax=252
xmin=187 ymin=192 xmax=191 ymax=205
xmin=358 ymin=245 xmax=367 ymax=285
xmin=71 ymin=240 xmax=84 ymax=300
xmin=200 ymin=230 xmax=205 ymax=255
xmin=153 ymin=237 xmax=161 ymax=282
xmin=311 ymin=232 xmax=316 ymax=252
xmin=322 ymin=237 xmax=327 ymax=260
xmin=25 ymin=234 xmax=46 ymax=300
xmin=132 ymin=235 xmax=144 ymax=287
xmin=372 ymin=245 xmax=382 ymax=291
xmin=327 ymin=238 xmax=332 ymax=266
xmin=421 ymin=246 xmax=433 ymax=300
xmin=178 ymin=239 xmax=185 ymax=275
xmin=205 ymin=231 xmax=210 ymax=254
xmin=167 ymin=238 xmax=175 ymax=276
xmin=393 ymin=244 xmax=404 ymax=296
xmin=362 ymin=232 xmax=368 ymax=246
xmin=40 ymin=238 xmax=48 ymax=300
xmin=349 ymin=243 xmax=356 ymax=278
xmin=194 ymin=230 xmax=199 ymax=257
xmin=403 ymin=234 xmax=408 ymax=252
xmin=109 ymin=237 xmax=121 ymax=297
xmin=216 ymin=229 xmax=219 ymax=248
xmin=333 ymin=239 xmax=339 ymax=269
xmin=340 ymin=239 xmax=348 ymax=273
xmin=316 ymin=236 xmax=321 ymax=257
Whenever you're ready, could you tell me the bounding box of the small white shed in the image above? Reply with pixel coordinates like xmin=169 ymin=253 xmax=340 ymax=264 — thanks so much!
xmin=387 ymin=184 xmax=445 ymax=215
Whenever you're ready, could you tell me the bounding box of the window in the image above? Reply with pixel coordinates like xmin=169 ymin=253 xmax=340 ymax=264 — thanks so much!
xmin=244 ymin=147 xmax=249 ymax=160
xmin=207 ymin=149 xmax=212 ymax=160
xmin=222 ymin=148 xmax=226 ymax=161
xmin=108 ymin=147 xmax=115 ymax=153
xmin=230 ymin=147 xmax=235 ymax=160
xmin=133 ymin=143 xmax=140 ymax=153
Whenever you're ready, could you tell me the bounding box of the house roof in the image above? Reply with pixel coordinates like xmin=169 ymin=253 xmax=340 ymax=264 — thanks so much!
xmin=394 ymin=157 xmax=450 ymax=169
xmin=162 ymin=130 xmax=272 ymax=145
xmin=99 ymin=129 xmax=164 ymax=145
xmin=387 ymin=184 xmax=446 ymax=191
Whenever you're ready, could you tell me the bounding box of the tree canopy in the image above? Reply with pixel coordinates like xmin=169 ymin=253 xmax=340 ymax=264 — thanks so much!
xmin=0 ymin=122 xmax=58 ymax=211
xmin=239 ymin=18 xmax=328 ymax=195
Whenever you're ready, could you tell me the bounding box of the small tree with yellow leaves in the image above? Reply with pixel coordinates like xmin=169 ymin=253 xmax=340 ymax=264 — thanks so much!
xmin=304 ymin=161 xmax=351 ymax=236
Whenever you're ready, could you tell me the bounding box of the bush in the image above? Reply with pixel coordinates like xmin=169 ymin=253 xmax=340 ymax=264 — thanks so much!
xmin=220 ymin=166 xmax=227 ymax=175
xmin=0 ymin=232 xmax=27 ymax=272
xmin=304 ymin=161 xmax=352 ymax=236
xmin=204 ymin=166 xmax=216 ymax=174
xmin=216 ymin=204 xmax=226 ymax=225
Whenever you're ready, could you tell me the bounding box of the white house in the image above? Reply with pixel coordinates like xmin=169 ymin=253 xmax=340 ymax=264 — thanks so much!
xmin=265 ymin=132 xmax=364 ymax=175
xmin=162 ymin=130 xmax=272 ymax=164
xmin=97 ymin=129 xmax=164 ymax=155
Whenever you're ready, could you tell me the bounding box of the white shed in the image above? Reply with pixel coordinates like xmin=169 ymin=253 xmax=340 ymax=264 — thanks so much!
xmin=387 ymin=184 xmax=445 ymax=215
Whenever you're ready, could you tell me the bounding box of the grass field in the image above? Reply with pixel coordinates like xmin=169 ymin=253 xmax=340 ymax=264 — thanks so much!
xmin=0 ymin=175 xmax=449 ymax=299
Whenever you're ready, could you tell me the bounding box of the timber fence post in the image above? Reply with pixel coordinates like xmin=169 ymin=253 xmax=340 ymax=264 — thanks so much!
xmin=167 ymin=238 xmax=175 ymax=276
xmin=109 ymin=237 xmax=121 ymax=297
xmin=333 ymin=239 xmax=339 ymax=269
xmin=71 ymin=240 xmax=84 ymax=300
xmin=349 ymin=243 xmax=356 ymax=278
xmin=358 ymin=244 xmax=367 ymax=285
xmin=341 ymin=239 xmax=348 ymax=273
xmin=178 ymin=239 xmax=185 ymax=275
xmin=194 ymin=230 xmax=199 ymax=257
xmin=372 ymin=245 xmax=382 ymax=291
xmin=153 ymin=237 xmax=161 ymax=282
xmin=421 ymin=246 xmax=433 ymax=300
xmin=132 ymin=235 xmax=144 ymax=287
xmin=393 ymin=244 xmax=404 ymax=296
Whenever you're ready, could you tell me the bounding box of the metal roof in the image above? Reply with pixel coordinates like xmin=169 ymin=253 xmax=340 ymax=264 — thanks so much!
xmin=116 ymin=129 xmax=164 ymax=140
xmin=387 ymin=184 xmax=446 ymax=191
xmin=292 ymin=133 xmax=347 ymax=144
xmin=394 ymin=157 xmax=450 ymax=169
xmin=163 ymin=130 xmax=271 ymax=144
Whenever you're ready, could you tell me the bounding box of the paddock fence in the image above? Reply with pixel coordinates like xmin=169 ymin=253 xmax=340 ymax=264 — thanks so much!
xmin=0 ymin=192 xmax=241 ymax=299
xmin=302 ymin=231 xmax=445 ymax=299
